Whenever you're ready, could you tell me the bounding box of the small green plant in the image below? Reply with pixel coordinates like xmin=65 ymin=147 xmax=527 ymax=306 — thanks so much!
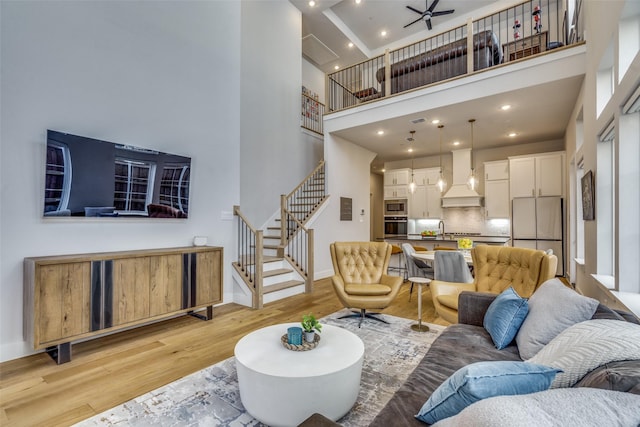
xmin=301 ymin=313 xmax=322 ymax=333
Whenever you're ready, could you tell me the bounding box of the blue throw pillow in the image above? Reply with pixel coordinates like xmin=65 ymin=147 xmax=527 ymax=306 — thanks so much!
xmin=483 ymin=287 xmax=529 ymax=350
xmin=415 ymin=361 xmax=561 ymax=425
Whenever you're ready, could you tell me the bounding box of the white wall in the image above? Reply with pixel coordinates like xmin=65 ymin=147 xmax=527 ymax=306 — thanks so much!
xmin=0 ymin=0 xmax=241 ymax=362
xmin=240 ymin=1 xmax=321 ymax=227
xmin=314 ymin=134 xmax=376 ymax=278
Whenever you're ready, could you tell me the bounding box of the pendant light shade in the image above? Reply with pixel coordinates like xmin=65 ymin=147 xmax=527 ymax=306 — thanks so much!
xmin=467 ymin=119 xmax=478 ymax=191
xmin=408 ymin=130 xmax=417 ymax=194
xmin=436 ymin=124 xmax=447 ymax=193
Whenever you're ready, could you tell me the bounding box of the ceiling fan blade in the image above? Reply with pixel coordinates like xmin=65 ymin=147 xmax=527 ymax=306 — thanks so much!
xmin=428 ymin=0 xmax=440 ymax=13
xmin=426 ymin=17 xmax=432 ymax=30
xmin=406 ymin=5 xmax=425 ymax=15
xmin=404 ymin=16 xmax=425 ymax=28
xmin=431 ymin=9 xmax=455 ymax=17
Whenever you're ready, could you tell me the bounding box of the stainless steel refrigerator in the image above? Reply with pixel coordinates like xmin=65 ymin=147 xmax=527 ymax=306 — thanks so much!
xmin=512 ymin=197 xmax=564 ymax=276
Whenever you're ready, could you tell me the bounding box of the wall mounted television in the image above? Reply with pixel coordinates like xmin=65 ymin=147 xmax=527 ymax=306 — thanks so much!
xmin=44 ymin=130 xmax=191 ymax=218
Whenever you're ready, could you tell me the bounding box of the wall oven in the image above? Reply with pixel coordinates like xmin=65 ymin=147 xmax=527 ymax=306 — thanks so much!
xmin=384 ymin=199 xmax=408 ymax=216
xmin=384 ymin=216 xmax=408 ymax=237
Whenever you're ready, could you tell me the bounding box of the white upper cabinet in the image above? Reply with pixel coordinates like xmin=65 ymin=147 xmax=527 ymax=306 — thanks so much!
xmin=408 ymin=168 xmax=442 ymax=219
xmin=384 ymin=169 xmax=410 ymax=186
xmin=484 ymin=160 xmax=509 ymax=181
xmin=509 ymin=153 xmax=564 ymax=198
xmin=484 ymin=160 xmax=509 ymax=219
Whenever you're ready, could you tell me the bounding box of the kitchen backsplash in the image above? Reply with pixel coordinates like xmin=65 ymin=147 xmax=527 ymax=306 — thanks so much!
xmin=408 ymin=207 xmax=510 ymax=236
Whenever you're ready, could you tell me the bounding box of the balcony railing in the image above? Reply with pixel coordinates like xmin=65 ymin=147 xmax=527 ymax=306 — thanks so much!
xmin=301 ymin=87 xmax=324 ymax=135
xmin=326 ymin=0 xmax=582 ymax=114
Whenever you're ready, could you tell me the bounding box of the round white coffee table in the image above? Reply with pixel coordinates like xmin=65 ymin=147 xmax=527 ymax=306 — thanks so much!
xmin=234 ymin=322 xmax=364 ymax=427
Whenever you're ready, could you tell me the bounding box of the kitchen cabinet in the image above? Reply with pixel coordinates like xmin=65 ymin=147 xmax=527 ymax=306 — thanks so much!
xmin=509 ymin=152 xmax=564 ymax=198
xmin=485 ymin=180 xmax=510 ymax=218
xmin=409 ymin=168 xmax=442 ymax=219
xmin=24 ymin=246 xmax=223 ymax=363
xmin=384 ymin=168 xmax=411 ymax=199
xmin=484 ymin=160 xmax=509 ymax=181
xmin=384 ymin=169 xmax=410 ymax=186
xmin=484 ymin=160 xmax=509 ymax=219
xmin=384 ymin=185 xmax=409 ymax=199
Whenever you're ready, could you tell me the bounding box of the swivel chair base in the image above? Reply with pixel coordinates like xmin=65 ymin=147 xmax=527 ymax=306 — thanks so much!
xmin=339 ymin=309 xmax=389 ymax=328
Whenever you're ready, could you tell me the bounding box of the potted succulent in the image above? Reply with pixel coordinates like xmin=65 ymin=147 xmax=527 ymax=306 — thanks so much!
xmin=301 ymin=313 xmax=322 ymax=343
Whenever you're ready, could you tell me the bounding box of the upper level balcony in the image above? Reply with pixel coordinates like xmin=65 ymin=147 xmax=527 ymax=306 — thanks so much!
xmin=325 ymin=0 xmax=584 ymax=115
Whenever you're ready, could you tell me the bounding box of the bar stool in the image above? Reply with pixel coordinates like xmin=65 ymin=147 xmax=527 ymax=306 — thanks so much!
xmin=389 ymin=244 xmax=407 ymax=280
xmin=407 ymin=276 xmax=431 ymax=332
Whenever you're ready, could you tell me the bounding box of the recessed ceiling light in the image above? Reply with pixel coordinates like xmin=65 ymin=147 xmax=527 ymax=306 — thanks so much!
xmin=334 ymin=65 xmax=340 ymax=70
xmin=431 ymin=119 xmax=440 ymax=124
xmin=377 ymin=130 xmax=384 ymax=135
xmin=308 ymin=0 xmax=315 ymax=6
xmin=348 ymin=42 xmax=354 ymax=48
xmin=501 ymin=104 xmax=511 ymax=111
xmin=509 ymin=132 xmax=517 ymax=137
xmin=381 ymin=30 xmax=387 ymax=37
xmin=453 ymin=141 xmax=460 ymax=146
xmin=381 ymin=168 xmax=386 ymax=172
xmin=355 ymin=0 xmax=362 ymax=4
xmin=408 ymin=147 xmax=414 ymax=153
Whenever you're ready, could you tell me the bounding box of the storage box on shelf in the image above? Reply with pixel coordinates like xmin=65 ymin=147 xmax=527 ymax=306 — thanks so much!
xmin=24 ymin=246 xmax=223 ymax=364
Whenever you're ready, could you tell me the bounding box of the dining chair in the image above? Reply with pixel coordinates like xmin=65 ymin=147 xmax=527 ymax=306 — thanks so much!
xmin=433 ymin=250 xmax=474 ymax=283
xmin=402 ymin=243 xmax=434 ymax=301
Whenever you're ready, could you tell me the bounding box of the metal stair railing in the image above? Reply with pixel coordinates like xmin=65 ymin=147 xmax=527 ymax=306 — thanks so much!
xmin=280 ymin=160 xmax=326 ymax=289
xmin=233 ymin=205 xmax=264 ymax=309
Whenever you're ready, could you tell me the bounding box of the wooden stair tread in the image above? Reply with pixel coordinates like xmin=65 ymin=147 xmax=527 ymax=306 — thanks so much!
xmin=263 ymin=280 xmax=305 ymax=294
xmin=263 ymin=268 xmax=292 ymax=278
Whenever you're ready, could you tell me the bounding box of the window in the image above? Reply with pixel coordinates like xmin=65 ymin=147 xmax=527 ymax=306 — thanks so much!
xmin=159 ymin=164 xmax=190 ymax=214
xmin=44 ymin=142 xmax=71 ymax=213
xmin=596 ymin=124 xmax=614 ymax=276
xmin=113 ymin=159 xmax=155 ymax=213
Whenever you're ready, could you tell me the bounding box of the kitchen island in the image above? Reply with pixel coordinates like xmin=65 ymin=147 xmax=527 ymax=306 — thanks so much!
xmin=385 ymin=234 xmax=511 ymax=249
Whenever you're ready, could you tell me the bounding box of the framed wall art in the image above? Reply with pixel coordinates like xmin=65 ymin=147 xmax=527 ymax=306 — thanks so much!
xmin=581 ymin=170 xmax=595 ymax=220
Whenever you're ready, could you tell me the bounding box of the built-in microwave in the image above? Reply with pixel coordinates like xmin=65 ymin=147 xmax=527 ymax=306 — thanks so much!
xmin=384 ymin=199 xmax=408 ymax=216
xmin=384 ymin=216 xmax=408 ymax=237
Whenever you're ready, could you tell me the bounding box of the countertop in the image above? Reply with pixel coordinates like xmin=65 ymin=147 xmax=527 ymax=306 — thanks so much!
xmin=383 ymin=234 xmax=511 ymax=244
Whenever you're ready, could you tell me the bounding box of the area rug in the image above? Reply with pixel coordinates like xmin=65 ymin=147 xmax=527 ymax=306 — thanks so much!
xmin=76 ymin=309 xmax=444 ymax=427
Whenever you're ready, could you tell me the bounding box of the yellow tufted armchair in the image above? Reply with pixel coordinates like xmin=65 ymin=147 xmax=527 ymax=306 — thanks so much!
xmin=330 ymin=241 xmax=404 ymax=327
xmin=430 ymin=245 xmax=557 ymax=323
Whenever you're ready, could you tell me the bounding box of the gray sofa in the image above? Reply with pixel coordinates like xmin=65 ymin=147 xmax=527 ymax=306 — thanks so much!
xmin=369 ymin=291 xmax=640 ymax=426
xmin=375 ymin=30 xmax=503 ymax=95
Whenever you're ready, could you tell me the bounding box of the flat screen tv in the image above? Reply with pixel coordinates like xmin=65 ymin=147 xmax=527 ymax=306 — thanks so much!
xmin=43 ymin=130 xmax=191 ymax=218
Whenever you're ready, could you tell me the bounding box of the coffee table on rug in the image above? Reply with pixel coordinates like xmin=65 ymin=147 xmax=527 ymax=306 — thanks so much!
xmin=234 ymin=322 xmax=365 ymax=427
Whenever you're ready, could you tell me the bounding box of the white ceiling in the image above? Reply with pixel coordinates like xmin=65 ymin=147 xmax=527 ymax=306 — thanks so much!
xmin=290 ymin=0 xmax=583 ymax=171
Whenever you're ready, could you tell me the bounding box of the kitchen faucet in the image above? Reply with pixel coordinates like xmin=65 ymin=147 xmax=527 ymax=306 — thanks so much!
xmin=438 ymin=220 xmax=445 ymax=237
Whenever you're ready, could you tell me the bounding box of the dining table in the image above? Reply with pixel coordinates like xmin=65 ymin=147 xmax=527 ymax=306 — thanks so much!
xmin=412 ymin=250 xmax=473 ymax=265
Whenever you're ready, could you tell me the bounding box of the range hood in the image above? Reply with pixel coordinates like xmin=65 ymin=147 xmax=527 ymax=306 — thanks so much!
xmin=441 ymin=149 xmax=484 ymax=208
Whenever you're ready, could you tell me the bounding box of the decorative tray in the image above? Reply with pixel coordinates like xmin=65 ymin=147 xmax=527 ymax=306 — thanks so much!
xmin=281 ymin=333 xmax=320 ymax=351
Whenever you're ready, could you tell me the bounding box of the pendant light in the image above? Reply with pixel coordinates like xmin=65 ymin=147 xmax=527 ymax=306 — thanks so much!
xmin=408 ymin=130 xmax=417 ymax=194
xmin=436 ymin=124 xmax=447 ymax=193
xmin=467 ymin=119 xmax=478 ymax=191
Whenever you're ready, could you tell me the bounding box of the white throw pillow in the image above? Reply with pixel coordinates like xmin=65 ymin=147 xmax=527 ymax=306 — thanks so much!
xmin=431 ymin=388 xmax=640 ymax=427
xmin=528 ymin=319 xmax=640 ymax=388
xmin=515 ymin=278 xmax=599 ymax=360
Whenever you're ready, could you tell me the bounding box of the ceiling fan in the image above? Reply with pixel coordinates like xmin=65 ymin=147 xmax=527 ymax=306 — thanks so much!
xmin=404 ymin=0 xmax=455 ymax=31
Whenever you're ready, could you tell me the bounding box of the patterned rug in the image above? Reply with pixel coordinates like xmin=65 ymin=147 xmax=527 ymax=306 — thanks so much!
xmin=76 ymin=309 xmax=444 ymax=427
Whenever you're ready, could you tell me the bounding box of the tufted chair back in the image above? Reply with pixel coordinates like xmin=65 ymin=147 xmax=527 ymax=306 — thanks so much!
xmin=331 ymin=241 xmax=391 ymax=284
xmin=471 ymin=245 xmax=558 ymax=297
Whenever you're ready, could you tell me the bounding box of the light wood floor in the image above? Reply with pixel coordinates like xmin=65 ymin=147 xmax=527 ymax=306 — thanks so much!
xmin=0 ymin=277 xmax=448 ymax=427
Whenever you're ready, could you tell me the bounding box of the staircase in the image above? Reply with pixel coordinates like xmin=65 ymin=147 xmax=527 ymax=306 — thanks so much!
xmin=233 ymin=161 xmax=327 ymax=309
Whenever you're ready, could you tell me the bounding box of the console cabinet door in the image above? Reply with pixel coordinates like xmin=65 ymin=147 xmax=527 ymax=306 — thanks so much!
xmin=194 ymin=249 xmax=222 ymax=306
xmin=112 ymin=257 xmax=152 ymax=326
xmin=150 ymin=254 xmax=182 ymax=316
xmin=36 ymin=262 xmax=91 ymax=345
